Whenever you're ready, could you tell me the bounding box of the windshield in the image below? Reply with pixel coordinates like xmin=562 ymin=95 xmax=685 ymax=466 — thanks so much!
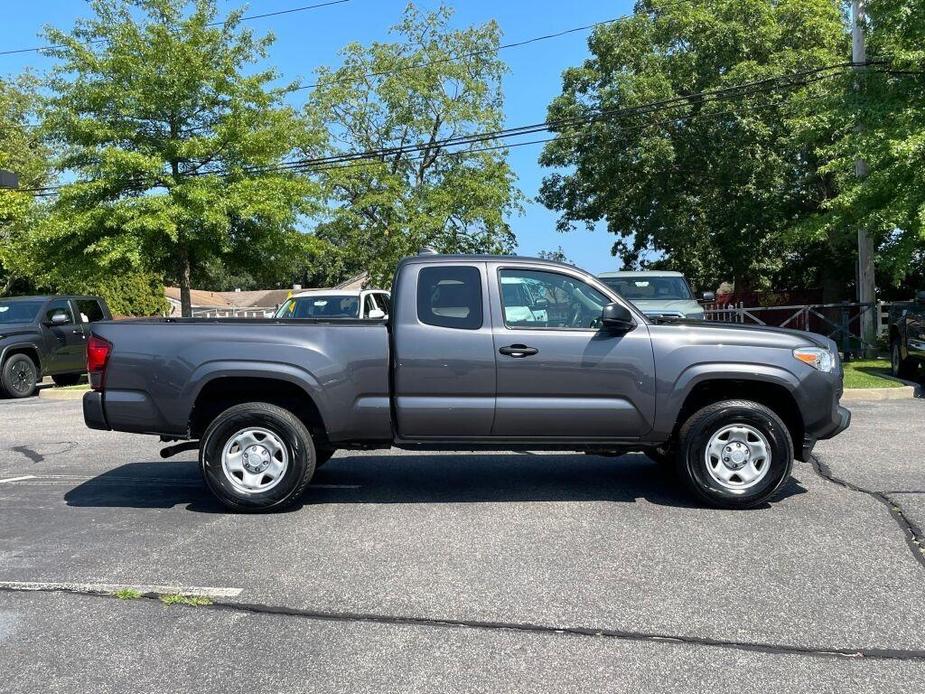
xmin=0 ymin=300 xmax=44 ymax=324
xmin=275 ymin=295 xmax=359 ymax=319
xmin=601 ymin=277 xmax=694 ymax=301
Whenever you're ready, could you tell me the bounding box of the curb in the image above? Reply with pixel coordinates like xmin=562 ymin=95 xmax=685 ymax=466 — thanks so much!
xmin=39 ymin=388 xmax=89 ymax=401
xmin=842 ymin=385 xmax=919 ymax=401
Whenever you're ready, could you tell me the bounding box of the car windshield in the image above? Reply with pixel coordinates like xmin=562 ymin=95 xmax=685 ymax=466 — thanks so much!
xmin=0 ymin=300 xmax=44 ymax=324
xmin=275 ymin=295 xmax=360 ymax=319
xmin=601 ymin=277 xmax=693 ymax=301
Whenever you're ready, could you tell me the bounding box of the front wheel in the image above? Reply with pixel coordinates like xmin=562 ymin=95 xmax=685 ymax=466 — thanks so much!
xmin=676 ymin=400 xmax=793 ymax=509
xmin=1 ymin=354 xmax=38 ymax=399
xmin=200 ymin=402 xmax=316 ymax=512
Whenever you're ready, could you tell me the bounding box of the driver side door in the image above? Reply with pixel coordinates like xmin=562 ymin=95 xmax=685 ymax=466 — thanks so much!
xmin=41 ymin=299 xmax=86 ymax=374
xmin=489 ymin=265 xmax=656 ymax=440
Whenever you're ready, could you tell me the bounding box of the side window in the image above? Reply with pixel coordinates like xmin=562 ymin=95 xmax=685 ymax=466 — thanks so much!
xmin=363 ymin=294 xmax=377 ymax=317
xmin=499 ymin=269 xmax=609 ymax=330
xmin=45 ymin=299 xmax=74 ymax=325
xmin=417 ymin=266 xmax=483 ymax=330
xmin=76 ymin=299 xmax=105 ymax=323
xmin=376 ymin=293 xmax=391 ymax=315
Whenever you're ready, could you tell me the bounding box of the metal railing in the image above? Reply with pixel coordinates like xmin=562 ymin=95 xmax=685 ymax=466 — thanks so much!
xmin=704 ymin=301 xmax=891 ymax=354
xmin=190 ymin=306 xmax=278 ymax=319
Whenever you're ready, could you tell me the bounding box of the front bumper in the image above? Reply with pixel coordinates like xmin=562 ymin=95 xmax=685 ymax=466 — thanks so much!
xmin=800 ymin=404 xmax=850 ymax=461
xmin=83 ymin=390 xmax=109 ymax=431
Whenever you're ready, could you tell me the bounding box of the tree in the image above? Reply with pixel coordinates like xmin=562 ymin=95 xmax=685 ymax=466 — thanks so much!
xmin=538 ymin=0 xmax=848 ymax=295
xmin=303 ymin=4 xmax=523 ymax=284
xmin=794 ymin=0 xmax=925 ymax=296
xmin=537 ymin=246 xmax=574 ymax=265
xmin=34 ymin=0 xmax=317 ymax=316
xmin=0 ymin=75 xmax=51 ymax=294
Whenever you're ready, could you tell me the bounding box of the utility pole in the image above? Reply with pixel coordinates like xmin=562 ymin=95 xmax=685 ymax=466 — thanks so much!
xmin=853 ymin=0 xmax=877 ymax=356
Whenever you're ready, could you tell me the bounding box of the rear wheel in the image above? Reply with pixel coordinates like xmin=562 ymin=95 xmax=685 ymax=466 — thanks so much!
xmin=1 ymin=354 xmax=38 ymax=399
xmin=199 ymin=402 xmax=316 ymax=512
xmin=676 ymin=399 xmax=793 ymax=509
xmin=891 ymin=341 xmax=916 ymax=379
xmin=52 ymin=373 xmax=83 ymax=387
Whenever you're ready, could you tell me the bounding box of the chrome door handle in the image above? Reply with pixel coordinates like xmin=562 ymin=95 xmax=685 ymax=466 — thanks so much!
xmin=499 ymin=344 xmax=538 ymax=358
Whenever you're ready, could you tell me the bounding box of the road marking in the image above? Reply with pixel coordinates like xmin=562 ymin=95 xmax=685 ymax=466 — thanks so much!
xmin=0 ymin=476 xmax=37 ymax=484
xmin=0 ymin=581 xmax=242 ymax=598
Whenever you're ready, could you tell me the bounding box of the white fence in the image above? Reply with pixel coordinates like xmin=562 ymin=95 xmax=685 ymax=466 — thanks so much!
xmin=190 ymin=306 xmax=278 ymax=319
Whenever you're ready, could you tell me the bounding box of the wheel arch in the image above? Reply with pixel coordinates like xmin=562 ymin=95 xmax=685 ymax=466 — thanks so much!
xmin=666 ymin=370 xmax=804 ymax=454
xmin=188 ymin=374 xmax=329 ymax=444
xmin=0 ymin=343 xmax=43 ymax=373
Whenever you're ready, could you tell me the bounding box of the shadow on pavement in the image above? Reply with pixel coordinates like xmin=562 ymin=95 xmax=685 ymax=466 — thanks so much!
xmin=62 ymin=453 xmax=806 ymax=513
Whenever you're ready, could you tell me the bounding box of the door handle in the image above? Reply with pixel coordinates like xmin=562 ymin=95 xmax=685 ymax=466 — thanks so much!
xmin=499 ymin=344 xmax=538 ymax=358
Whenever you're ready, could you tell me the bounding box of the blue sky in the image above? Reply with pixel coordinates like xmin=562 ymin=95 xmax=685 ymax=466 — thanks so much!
xmin=0 ymin=0 xmax=635 ymax=274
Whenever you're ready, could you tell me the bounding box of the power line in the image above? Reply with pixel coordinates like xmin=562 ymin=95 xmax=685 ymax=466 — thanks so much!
xmin=0 ymin=0 xmax=352 ymax=57
xmin=290 ymin=14 xmax=634 ymax=92
xmin=17 ymin=63 xmax=853 ymax=196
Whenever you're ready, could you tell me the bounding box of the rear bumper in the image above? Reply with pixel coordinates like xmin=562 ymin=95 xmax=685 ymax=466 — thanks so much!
xmin=800 ymin=404 xmax=850 ymax=461
xmin=83 ymin=390 xmax=109 ymax=431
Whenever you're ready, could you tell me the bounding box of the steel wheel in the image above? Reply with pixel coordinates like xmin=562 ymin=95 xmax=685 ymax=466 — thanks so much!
xmin=221 ymin=427 xmax=289 ymax=495
xmin=704 ymin=423 xmax=771 ymax=492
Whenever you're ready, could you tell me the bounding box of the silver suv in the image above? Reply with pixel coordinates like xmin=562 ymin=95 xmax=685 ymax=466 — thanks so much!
xmin=598 ymin=270 xmax=712 ymax=320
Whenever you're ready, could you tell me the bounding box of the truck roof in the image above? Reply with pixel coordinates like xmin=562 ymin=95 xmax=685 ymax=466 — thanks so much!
xmin=597 ymin=270 xmax=686 ymax=278
xmin=397 ymin=254 xmax=576 ymax=271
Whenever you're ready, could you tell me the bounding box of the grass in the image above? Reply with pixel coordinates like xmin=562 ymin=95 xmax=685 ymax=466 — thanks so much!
xmin=158 ymin=593 xmax=213 ymax=607
xmin=113 ymin=588 xmax=143 ymax=600
xmin=842 ymin=359 xmax=905 ymax=389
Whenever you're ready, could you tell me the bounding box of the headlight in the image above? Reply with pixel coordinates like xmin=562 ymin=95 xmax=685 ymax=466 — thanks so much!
xmin=793 ymin=347 xmax=835 ymax=372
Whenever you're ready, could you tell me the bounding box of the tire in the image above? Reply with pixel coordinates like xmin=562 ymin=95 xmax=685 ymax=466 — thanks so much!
xmin=314 ymin=447 xmax=336 ymax=468
xmin=676 ymin=399 xmax=794 ymax=509
xmin=52 ymin=373 xmax=83 ymax=387
xmin=891 ymin=341 xmax=916 ymax=379
xmin=199 ymin=402 xmax=316 ymax=512
xmin=0 ymin=354 xmax=38 ymax=399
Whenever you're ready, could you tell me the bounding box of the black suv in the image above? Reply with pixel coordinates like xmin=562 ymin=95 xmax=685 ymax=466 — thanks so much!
xmin=888 ymin=291 xmax=925 ymax=379
xmin=0 ymin=295 xmax=111 ymax=398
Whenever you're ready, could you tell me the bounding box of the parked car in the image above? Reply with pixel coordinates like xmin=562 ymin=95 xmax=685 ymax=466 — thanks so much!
xmin=83 ymin=254 xmax=849 ymax=512
xmin=888 ymin=291 xmax=925 ymax=378
xmin=274 ymin=289 xmax=390 ymax=320
xmin=0 ymin=295 xmax=111 ymax=398
xmin=597 ymin=270 xmax=713 ymax=320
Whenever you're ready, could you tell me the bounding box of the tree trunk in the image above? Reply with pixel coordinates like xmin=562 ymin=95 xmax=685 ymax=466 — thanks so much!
xmin=178 ymin=243 xmax=192 ymax=318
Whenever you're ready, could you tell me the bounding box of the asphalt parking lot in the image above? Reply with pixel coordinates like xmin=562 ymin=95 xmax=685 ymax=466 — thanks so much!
xmin=1 ymin=396 xmax=923 ymax=693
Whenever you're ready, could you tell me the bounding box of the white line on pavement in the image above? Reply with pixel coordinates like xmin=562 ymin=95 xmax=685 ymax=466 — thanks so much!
xmin=0 ymin=581 xmax=242 ymax=598
xmin=0 ymin=476 xmax=37 ymax=484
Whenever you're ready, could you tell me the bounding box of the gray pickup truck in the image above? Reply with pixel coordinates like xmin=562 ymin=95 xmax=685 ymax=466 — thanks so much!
xmin=83 ymin=254 xmax=850 ymax=512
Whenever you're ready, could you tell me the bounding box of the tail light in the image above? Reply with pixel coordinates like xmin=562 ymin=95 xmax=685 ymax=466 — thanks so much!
xmin=87 ymin=335 xmax=112 ymax=390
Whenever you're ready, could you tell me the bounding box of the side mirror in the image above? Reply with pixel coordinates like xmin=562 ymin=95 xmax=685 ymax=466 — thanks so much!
xmin=601 ymin=302 xmax=635 ymax=332
xmin=915 ymin=291 xmax=925 ymax=304
xmin=48 ymin=312 xmax=68 ymax=325
xmin=533 ymin=298 xmax=550 ymax=310
xmin=702 ymin=291 xmax=715 ymax=302
xmin=367 ymin=308 xmax=386 ymax=320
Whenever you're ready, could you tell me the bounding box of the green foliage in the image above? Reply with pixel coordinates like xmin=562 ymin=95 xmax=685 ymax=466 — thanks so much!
xmin=31 ymin=0 xmax=318 ymax=315
xmin=795 ymin=0 xmax=925 ymax=292
xmin=537 ymin=247 xmax=574 ymax=265
xmin=159 ymin=593 xmax=212 ymax=606
xmin=113 ymin=588 xmax=143 ymax=600
xmin=539 ymin=0 xmax=848 ymax=293
xmin=841 ymin=359 xmax=904 ymax=389
xmin=0 ymin=75 xmax=51 ymax=293
xmin=303 ymin=4 xmax=523 ymax=284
